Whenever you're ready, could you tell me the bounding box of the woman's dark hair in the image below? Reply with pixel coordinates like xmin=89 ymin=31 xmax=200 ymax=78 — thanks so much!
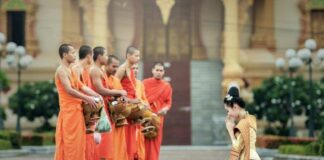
xmin=223 ymin=86 xmax=245 ymax=108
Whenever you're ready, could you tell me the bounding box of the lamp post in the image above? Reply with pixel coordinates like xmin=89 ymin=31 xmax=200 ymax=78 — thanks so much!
xmin=0 ymin=32 xmax=33 ymax=133
xmin=275 ymin=49 xmax=302 ymax=137
xmin=299 ymin=39 xmax=324 ymax=137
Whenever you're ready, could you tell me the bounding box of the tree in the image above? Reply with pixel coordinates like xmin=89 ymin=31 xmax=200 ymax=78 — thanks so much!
xmin=0 ymin=70 xmax=10 ymax=93
xmin=9 ymin=80 xmax=59 ymax=132
xmin=0 ymin=70 xmax=9 ymax=123
xmin=247 ymin=76 xmax=324 ymax=136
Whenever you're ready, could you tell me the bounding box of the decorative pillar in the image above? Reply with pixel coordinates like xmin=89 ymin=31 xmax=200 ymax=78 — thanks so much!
xmin=191 ymin=0 xmax=207 ymax=60
xmin=79 ymin=0 xmax=112 ymax=50
xmin=298 ymin=0 xmax=311 ymax=48
xmin=25 ymin=3 xmax=38 ymax=56
xmin=250 ymin=0 xmax=275 ymax=50
xmin=61 ymin=0 xmax=84 ymax=48
xmin=238 ymin=0 xmax=254 ymax=33
xmin=221 ymin=0 xmax=244 ymax=90
xmin=132 ymin=0 xmax=144 ymax=49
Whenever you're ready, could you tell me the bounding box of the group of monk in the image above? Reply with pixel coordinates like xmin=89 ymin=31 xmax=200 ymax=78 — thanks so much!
xmin=54 ymin=44 xmax=173 ymax=160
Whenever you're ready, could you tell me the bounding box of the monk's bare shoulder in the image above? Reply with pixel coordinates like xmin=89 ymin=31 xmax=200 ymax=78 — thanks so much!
xmin=55 ymin=65 xmax=64 ymax=78
xmin=55 ymin=66 xmax=60 ymax=75
xmin=90 ymin=65 xmax=98 ymax=74
xmin=72 ymin=64 xmax=82 ymax=76
xmin=90 ymin=66 xmax=103 ymax=78
xmin=55 ymin=65 xmax=70 ymax=83
xmin=115 ymin=63 xmax=127 ymax=79
xmin=118 ymin=63 xmax=127 ymax=72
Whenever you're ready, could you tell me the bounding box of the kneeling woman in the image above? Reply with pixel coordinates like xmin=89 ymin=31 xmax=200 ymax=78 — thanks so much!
xmin=224 ymin=86 xmax=261 ymax=160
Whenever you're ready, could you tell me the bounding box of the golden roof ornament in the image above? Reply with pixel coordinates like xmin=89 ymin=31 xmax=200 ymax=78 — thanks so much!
xmin=156 ymin=0 xmax=175 ymax=25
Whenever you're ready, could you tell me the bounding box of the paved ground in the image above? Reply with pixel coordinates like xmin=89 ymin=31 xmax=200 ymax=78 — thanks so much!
xmin=0 ymin=146 xmax=230 ymax=160
xmin=0 ymin=146 xmax=278 ymax=160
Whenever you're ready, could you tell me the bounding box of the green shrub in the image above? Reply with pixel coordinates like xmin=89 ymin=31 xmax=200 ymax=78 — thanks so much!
xmin=21 ymin=132 xmax=55 ymax=146
xmin=8 ymin=132 xmax=21 ymax=149
xmin=22 ymin=135 xmax=43 ymax=146
xmin=0 ymin=107 xmax=6 ymax=121
xmin=319 ymin=140 xmax=324 ymax=156
xmin=0 ymin=131 xmax=21 ymax=149
xmin=0 ymin=131 xmax=11 ymax=139
xmin=248 ymin=76 xmax=324 ymax=136
xmin=281 ymin=143 xmax=324 ymax=156
xmin=312 ymin=128 xmax=324 ymax=156
xmin=41 ymin=132 xmax=55 ymax=145
xmin=8 ymin=80 xmax=59 ymax=132
xmin=0 ymin=139 xmax=12 ymax=150
xmin=279 ymin=145 xmax=306 ymax=155
xmin=279 ymin=129 xmax=324 ymax=156
xmin=305 ymin=142 xmax=320 ymax=156
xmin=42 ymin=136 xmax=55 ymax=145
xmin=257 ymin=135 xmax=315 ymax=149
xmin=0 ymin=70 xmax=10 ymax=93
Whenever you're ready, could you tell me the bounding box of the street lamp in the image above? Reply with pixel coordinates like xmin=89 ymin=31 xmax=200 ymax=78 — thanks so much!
xmin=275 ymin=49 xmax=302 ymax=137
xmin=299 ymin=38 xmax=324 ymax=137
xmin=317 ymin=49 xmax=324 ymax=61
xmin=0 ymin=32 xmax=33 ymax=133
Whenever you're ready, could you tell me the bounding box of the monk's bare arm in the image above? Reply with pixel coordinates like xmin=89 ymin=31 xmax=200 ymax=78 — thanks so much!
xmin=115 ymin=65 xmax=126 ymax=80
xmin=81 ymin=86 xmax=100 ymax=97
xmin=71 ymin=65 xmax=100 ymax=97
xmin=90 ymin=68 xmax=126 ymax=97
xmin=56 ymin=69 xmax=96 ymax=107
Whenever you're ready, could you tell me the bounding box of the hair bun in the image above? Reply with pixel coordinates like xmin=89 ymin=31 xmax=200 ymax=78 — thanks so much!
xmin=227 ymin=86 xmax=239 ymax=98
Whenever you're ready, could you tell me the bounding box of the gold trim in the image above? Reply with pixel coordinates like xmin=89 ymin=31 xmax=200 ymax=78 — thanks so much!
xmin=156 ymin=0 xmax=175 ymax=25
xmin=0 ymin=0 xmax=39 ymax=56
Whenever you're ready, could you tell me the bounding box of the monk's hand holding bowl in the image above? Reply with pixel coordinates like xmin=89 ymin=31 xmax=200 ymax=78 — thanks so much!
xmin=127 ymin=98 xmax=141 ymax=104
xmin=119 ymin=90 xmax=127 ymax=97
xmin=85 ymin=96 xmax=97 ymax=109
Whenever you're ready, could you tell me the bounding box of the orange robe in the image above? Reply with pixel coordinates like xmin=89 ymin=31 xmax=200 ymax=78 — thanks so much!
xmin=85 ymin=133 xmax=97 ymax=160
xmin=78 ymin=67 xmax=98 ymax=160
xmin=107 ymin=75 xmax=129 ymax=160
xmin=143 ymin=78 xmax=172 ymax=160
xmin=120 ymin=69 xmax=138 ymax=160
xmin=89 ymin=69 xmax=114 ymax=160
xmin=135 ymin=80 xmax=148 ymax=160
xmin=80 ymin=67 xmax=91 ymax=87
xmin=54 ymin=70 xmax=86 ymax=160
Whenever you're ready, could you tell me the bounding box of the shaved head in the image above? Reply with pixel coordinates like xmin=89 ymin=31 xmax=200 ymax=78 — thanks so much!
xmin=125 ymin=46 xmax=140 ymax=64
xmin=126 ymin=46 xmax=139 ymax=56
xmin=152 ymin=62 xmax=165 ymax=79
xmin=153 ymin=62 xmax=164 ymax=70
xmin=107 ymin=55 xmax=119 ymax=65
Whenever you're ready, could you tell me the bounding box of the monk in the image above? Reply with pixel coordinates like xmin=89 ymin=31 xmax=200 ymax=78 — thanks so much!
xmin=105 ymin=55 xmax=129 ymax=160
xmin=115 ymin=46 xmax=141 ymax=160
xmin=54 ymin=43 xmax=100 ymax=160
xmin=72 ymin=45 xmax=98 ymax=160
xmin=143 ymin=63 xmax=173 ymax=160
xmin=132 ymin=63 xmax=149 ymax=160
xmin=89 ymin=46 xmax=127 ymax=160
xmin=72 ymin=45 xmax=93 ymax=86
